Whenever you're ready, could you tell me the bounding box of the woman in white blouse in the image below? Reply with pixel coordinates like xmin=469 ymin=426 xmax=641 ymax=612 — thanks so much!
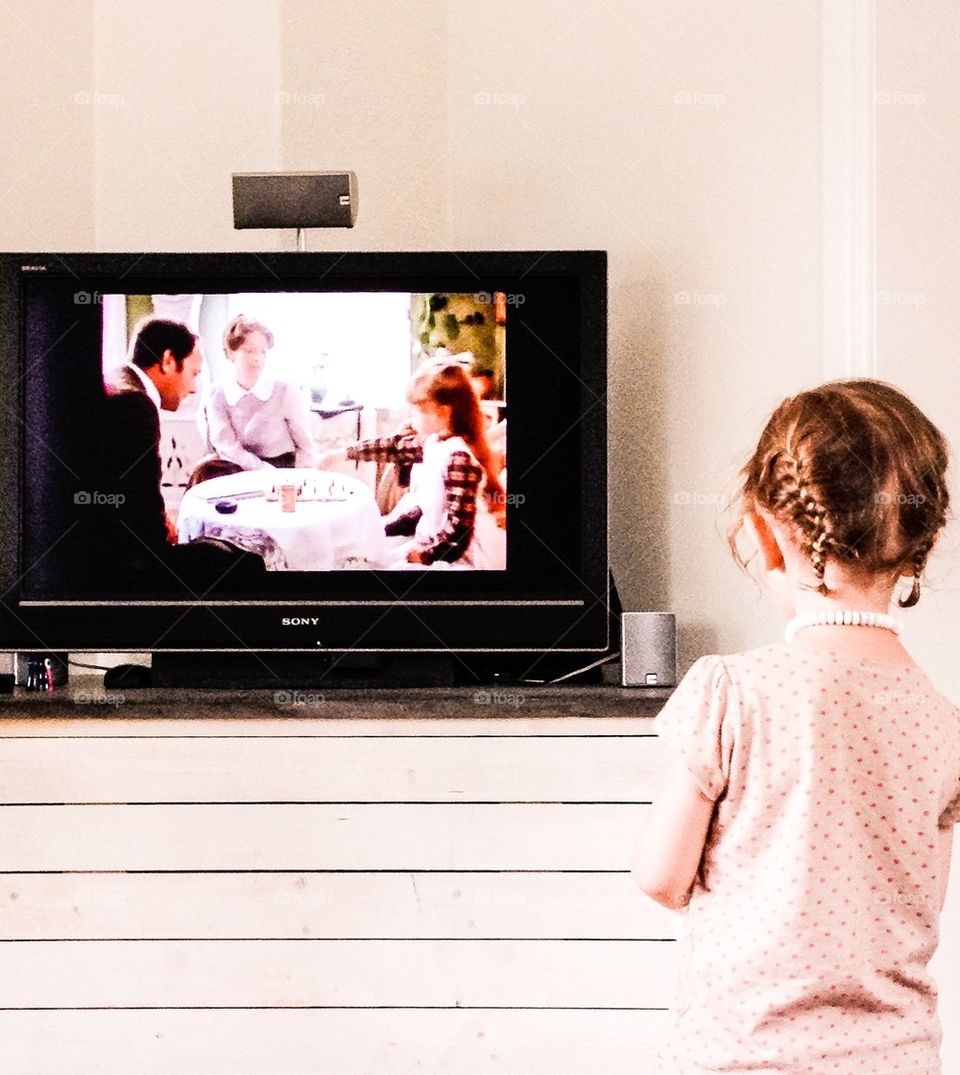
xmin=205 ymin=314 xmax=317 ymax=470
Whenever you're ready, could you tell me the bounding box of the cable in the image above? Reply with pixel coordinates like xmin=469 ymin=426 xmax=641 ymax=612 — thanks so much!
xmin=546 ymin=650 xmax=620 ymax=684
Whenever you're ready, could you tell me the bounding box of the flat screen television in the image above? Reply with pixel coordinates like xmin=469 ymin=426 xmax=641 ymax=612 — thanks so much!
xmin=0 ymin=251 xmax=609 ymax=686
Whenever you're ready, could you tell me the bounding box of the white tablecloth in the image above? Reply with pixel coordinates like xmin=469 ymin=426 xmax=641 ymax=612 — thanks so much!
xmin=177 ymin=468 xmax=386 ymax=571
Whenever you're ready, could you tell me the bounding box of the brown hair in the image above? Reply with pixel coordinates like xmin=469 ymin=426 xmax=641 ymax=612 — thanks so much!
xmin=223 ymin=314 xmax=274 ymax=357
xmin=408 ymin=363 xmax=504 ymax=504
xmin=727 ymin=380 xmax=949 ymax=607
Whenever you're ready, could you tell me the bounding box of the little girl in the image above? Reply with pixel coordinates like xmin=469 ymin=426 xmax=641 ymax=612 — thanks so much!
xmin=633 ymin=380 xmax=960 ymax=1074
xmin=322 ymin=362 xmax=504 ymax=568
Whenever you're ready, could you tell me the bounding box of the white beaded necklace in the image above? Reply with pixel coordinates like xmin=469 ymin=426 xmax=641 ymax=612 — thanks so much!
xmin=784 ymin=609 xmax=902 ymax=645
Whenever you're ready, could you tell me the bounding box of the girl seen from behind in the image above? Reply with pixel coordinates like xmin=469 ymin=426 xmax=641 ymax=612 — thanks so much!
xmin=633 ymin=380 xmax=960 ymax=1074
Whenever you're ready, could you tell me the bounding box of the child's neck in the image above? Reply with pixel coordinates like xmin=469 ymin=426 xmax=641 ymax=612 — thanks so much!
xmin=786 ymin=589 xmax=916 ymax=668
xmin=787 ymin=624 xmax=915 ymax=667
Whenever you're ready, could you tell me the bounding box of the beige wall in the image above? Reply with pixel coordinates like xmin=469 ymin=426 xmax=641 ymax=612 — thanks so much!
xmin=875 ymin=0 xmax=960 ymax=699
xmin=280 ymin=0 xmax=449 ymax=250
xmin=92 ymin=0 xmax=283 ymax=250
xmin=875 ymin=8 xmax=960 ymax=1066
xmin=442 ymin=0 xmax=824 ymax=673
xmin=0 ymin=1 xmax=95 ymax=248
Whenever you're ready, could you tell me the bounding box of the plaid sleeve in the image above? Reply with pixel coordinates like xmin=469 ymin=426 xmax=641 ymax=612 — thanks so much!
xmin=418 ymin=450 xmax=482 ymax=564
xmin=347 ymin=435 xmax=424 ymax=466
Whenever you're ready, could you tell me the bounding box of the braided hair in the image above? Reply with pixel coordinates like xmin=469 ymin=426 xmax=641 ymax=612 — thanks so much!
xmin=728 ymin=381 xmax=949 ymax=606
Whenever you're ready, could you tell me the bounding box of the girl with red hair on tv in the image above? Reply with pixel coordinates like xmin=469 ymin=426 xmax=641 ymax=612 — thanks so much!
xmin=321 ymin=362 xmax=505 ymax=568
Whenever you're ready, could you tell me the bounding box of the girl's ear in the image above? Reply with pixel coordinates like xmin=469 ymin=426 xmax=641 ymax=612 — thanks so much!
xmin=743 ymin=509 xmax=785 ymax=574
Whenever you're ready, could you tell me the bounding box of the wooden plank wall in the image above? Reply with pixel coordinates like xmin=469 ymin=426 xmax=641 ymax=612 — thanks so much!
xmin=0 ymin=705 xmax=675 ymax=1074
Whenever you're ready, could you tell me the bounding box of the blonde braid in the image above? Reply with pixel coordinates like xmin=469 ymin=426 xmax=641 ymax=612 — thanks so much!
xmin=780 ymin=442 xmax=832 ymax=594
xmin=898 ymin=537 xmax=934 ymax=608
xmin=798 ymin=484 xmax=831 ymax=595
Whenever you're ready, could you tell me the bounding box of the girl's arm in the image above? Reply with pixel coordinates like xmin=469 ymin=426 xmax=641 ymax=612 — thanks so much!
xmin=346 ymin=435 xmax=423 ymax=466
xmin=632 ymin=759 xmax=716 ymax=910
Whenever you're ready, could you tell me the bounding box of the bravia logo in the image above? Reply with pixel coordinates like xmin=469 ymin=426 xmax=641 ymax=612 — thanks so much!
xmin=281 ymin=617 xmax=321 ymax=626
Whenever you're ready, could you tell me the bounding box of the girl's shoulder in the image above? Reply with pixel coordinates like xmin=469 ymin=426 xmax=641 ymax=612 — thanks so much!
xmin=439 ymin=434 xmax=478 ymax=459
xmin=428 ymin=434 xmax=477 ymax=462
xmin=709 ymin=642 xmax=957 ymax=712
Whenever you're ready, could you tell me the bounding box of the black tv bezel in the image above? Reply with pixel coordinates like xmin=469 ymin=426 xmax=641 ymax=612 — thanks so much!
xmin=0 ymin=250 xmax=608 ymax=656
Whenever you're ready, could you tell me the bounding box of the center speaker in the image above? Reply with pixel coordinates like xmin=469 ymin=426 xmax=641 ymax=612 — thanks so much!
xmin=232 ymin=171 xmax=358 ymax=229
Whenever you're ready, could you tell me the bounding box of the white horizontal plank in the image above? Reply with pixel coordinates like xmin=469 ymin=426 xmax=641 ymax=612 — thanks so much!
xmin=0 ymin=735 xmax=661 ymax=803
xmin=0 ymin=712 xmax=658 ymax=737
xmin=0 ymin=1008 xmax=671 ymax=1074
xmin=0 ymin=803 xmax=642 ymax=871
xmin=0 ymin=872 xmax=677 ymax=940
xmin=0 ymin=939 xmax=676 ymax=1009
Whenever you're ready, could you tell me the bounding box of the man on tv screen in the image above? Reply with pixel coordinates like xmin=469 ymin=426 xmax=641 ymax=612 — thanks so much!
xmin=98 ymin=317 xmax=265 ymax=592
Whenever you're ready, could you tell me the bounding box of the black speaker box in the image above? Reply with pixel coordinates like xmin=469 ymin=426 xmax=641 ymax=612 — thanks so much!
xmin=232 ymin=171 xmax=358 ymax=229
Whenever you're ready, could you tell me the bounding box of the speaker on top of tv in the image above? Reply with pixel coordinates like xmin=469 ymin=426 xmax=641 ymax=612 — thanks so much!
xmin=232 ymin=171 xmax=358 ymax=229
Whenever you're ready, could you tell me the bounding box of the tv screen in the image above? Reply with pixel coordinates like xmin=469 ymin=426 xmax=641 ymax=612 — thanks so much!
xmin=0 ymin=251 xmax=608 ymax=669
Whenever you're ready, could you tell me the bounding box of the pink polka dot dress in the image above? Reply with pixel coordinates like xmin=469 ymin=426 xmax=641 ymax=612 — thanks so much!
xmin=653 ymin=642 xmax=960 ymax=1074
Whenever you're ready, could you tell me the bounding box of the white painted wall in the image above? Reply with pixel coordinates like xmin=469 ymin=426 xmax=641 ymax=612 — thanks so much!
xmin=0 ymin=1 xmax=95 ymax=248
xmin=91 ymin=0 xmax=283 ymax=250
xmin=874 ymin=7 xmax=960 ymax=1068
xmin=874 ymin=0 xmax=960 ymax=701
xmin=441 ymin=0 xmax=825 ymax=673
xmin=279 ymin=0 xmax=450 ymax=250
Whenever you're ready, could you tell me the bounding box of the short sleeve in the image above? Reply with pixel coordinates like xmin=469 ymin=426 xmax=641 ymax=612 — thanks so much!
xmin=941 ymin=794 xmax=960 ymax=828
xmin=940 ymin=777 xmax=960 ymax=829
xmin=653 ymin=654 xmax=736 ymax=801
xmin=937 ymin=709 xmax=960 ymax=828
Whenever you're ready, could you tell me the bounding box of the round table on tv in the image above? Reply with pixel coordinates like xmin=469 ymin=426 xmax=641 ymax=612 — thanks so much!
xmin=177 ymin=468 xmax=386 ymax=571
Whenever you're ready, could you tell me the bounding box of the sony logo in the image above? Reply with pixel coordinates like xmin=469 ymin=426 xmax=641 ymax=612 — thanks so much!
xmin=281 ymin=616 xmax=321 ymax=626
